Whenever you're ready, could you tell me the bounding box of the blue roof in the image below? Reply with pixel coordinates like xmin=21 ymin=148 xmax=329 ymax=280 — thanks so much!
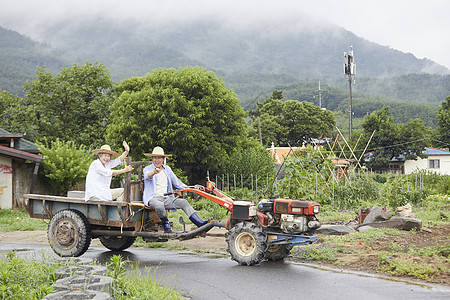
xmin=363 ymin=147 xmax=450 ymax=163
xmin=423 ymin=147 xmax=450 ymax=155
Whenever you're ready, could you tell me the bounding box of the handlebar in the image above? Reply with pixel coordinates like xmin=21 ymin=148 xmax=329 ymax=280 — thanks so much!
xmin=163 ymin=185 xmax=205 ymax=196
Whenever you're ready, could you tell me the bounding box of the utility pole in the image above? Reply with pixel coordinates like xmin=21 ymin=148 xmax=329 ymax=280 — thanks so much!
xmin=344 ymin=46 xmax=356 ymax=137
xmin=318 ymin=80 xmax=322 ymax=108
xmin=348 ymin=73 xmax=352 ymax=136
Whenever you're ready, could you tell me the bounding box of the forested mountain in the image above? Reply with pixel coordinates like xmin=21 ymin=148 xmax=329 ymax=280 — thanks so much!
xmin=23 ymin=17 xmax=448 ymax=80
xmin=0 ymin=15 xmax=449 ymax=127
xmin=242 ymin=81 xmax=439 ymax=128
xmin=328 ymin=74 xmax=450 ymax=104
xmin=0 ymin=27 xmax=65 ymax=96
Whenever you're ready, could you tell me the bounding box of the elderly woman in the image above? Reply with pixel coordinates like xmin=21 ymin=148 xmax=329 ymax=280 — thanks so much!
xmin=85 ymin=141 xmax=133 ymax=202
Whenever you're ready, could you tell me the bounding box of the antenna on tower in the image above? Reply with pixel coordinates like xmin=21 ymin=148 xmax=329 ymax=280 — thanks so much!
xmin=344 ymin=46 xmax=356 ymax=137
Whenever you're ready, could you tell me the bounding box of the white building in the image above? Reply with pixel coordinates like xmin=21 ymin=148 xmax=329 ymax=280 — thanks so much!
xmin=404 ymin=147 xmax=450 ymax=175
xmin=0 ymin=129 xmax=43 ymax=209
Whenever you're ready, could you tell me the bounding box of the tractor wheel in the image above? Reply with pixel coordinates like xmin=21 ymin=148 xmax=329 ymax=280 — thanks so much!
xmin=226 ymin=222 xmax=268 ymax=266
xmin=99 ymin=235 xmax=137 ymax=251
xmin=47 ymin=209 xmax=91 ymax=257
xmin=264 ymin=244 xmax=292 ymax=261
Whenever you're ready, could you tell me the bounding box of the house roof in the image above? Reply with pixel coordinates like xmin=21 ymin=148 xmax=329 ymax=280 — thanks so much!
xmin=0 ymin=145 xmax=43 ymax=162
xmin=0 ymin=128 xmax=39 ymax=153
xmin=423 ymin=147 xmax=450 ymax=156
xmin=267 ymin=146 xmax=298 ymax=163
xmin=267 ymin=144 xmax=350 ymax=167
xmin=332 ymin=158 xmax=350 ymax=166
xmin=0 ymin=128 xmax=42 ymax=162
xmin=363 ymin=147 xmax=450 ymax=163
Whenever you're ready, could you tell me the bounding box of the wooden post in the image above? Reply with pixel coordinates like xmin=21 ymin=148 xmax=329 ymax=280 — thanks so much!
xmin=125 ymin=156 xmax=132 ymax=203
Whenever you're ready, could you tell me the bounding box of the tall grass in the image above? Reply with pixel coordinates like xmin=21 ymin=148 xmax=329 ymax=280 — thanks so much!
xmin=0 ymin=251 xmax=61 ymax=299
xmin=0 ymin=252 xmax=186 ymax=300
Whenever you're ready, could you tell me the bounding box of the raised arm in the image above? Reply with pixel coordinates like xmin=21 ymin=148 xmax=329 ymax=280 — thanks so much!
xmin=119 ymin=141 xmax=130 ymax=162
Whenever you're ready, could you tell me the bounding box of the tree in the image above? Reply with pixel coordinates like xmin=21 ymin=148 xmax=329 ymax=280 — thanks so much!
xmin=250 ymin=92 xmax=335 ymax=147
xmin=436 ymin=95 xmax=450 ymax=145
xmin=22 ymin=62 xmax=113 ymax=145
xmin=0 ymin=90 xmax=32 ymax=134
xmin=106 ymin=66 xmax=247 ymax=182
xmin=360 ymin=106 xmax=431 ymax=170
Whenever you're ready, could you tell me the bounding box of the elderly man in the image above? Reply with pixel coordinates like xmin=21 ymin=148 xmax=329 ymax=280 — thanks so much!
xmin=85 ymin=141 xmax=133 ymax=202
xmin=143 ymin=146 xmax=210 ymax=232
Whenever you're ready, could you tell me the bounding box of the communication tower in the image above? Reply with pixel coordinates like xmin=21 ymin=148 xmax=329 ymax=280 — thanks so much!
xmin=344 ymin=46 xmax=356 ymax=136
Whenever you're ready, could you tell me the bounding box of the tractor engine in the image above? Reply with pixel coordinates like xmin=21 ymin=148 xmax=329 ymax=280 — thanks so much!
xmin=257 ymin=198 xmax=321 ymax=234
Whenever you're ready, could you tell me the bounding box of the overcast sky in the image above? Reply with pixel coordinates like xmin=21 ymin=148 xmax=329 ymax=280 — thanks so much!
xmin=1 ymin=0 xmax=449 ymax=69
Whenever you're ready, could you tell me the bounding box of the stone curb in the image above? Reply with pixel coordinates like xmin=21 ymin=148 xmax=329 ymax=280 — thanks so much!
xmin=55 ymin=264 xmax=107 ymax=280
xmin=42 ymin=289 xmax=111 ymax=300
xmin=42 ymin=257 xmax=113 ymax=300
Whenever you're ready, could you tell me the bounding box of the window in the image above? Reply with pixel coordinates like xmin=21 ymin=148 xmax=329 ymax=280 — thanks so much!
xmin=428 ymin=159 xmax=440 ymax=169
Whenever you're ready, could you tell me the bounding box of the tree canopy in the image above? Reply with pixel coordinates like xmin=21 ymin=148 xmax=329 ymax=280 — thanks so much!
xmin=106 ymin=66 xmax=247 ymax=181
xmin=360 ymin=106 xmax=432 ymax=169
xmin=436 ymin=95 xmax=450 ymax=145
xmin=249 ymin=91 xmax=335 ymax=147
xmin=19 ymin=62 xmax=113 ymax=145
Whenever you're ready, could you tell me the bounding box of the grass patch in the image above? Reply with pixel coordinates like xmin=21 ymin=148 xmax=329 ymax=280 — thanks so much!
xmin=408 ymin=243 xmax=450 ymax=257
xmin=107 ymin=255 xmax=185 ymax=299
xmin=316 ymin=206 xmax=356 ymax=222
xmin=0 ymin=209 xmax=48 ymax=232
xmin=293 ymin=246 xmax=337 ymax=261
xmin=133 ymin=238 xmax=188 ymax=251
xmin=0 ymin=252 xmax=186 ymax=299
xmin=0 ymin=251 xmax=63 ymax=299
xmin=305 ymin=226 xmax=450 ymax=283
xmin=322 ymin=227 xmax=402 ymax=245
xmin=377 ymin=252 xmax=447 ymax=280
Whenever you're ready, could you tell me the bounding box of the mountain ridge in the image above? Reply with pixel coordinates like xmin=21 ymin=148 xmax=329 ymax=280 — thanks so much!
xmin=0 ymin=15 xmax=448 ymax=110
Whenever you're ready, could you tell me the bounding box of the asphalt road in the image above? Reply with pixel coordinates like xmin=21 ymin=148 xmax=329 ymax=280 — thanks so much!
xmin=1 ymin=243 xmax=449 ymax=300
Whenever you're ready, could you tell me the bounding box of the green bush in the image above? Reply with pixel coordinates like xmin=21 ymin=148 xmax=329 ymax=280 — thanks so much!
xmin=37 ymin=139 xmax=93 ymax=195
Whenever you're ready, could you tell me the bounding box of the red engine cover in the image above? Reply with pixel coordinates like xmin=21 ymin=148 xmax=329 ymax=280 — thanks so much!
xmin=273 ymin=199 xmax=320 ymax=215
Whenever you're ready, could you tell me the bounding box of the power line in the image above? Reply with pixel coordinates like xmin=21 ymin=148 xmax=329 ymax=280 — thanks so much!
xmin=349 ymin=137 xmax=450 ymax=154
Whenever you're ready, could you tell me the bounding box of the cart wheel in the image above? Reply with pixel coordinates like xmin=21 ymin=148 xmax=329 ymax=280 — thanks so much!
xmin=99 ymin=235 xmax=137 ymax=251
xmin=264 ymin=244 xmax=292 ymax=261
xmin=47 ymin=209 xmax=91 ymax=257
xmin=226 ymin=221 xmax=267 ymax=266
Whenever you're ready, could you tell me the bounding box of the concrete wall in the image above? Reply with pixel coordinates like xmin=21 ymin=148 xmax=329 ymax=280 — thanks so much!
xmin=0 ymin=156 xmax=13 ymax=209
xmin=13 ymin=161 xmax=54 ymax=207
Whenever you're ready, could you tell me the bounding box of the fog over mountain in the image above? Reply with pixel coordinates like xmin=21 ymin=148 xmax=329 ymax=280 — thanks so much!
xmin=7 ymin=13 xmax=448 ymax=80
xmin=1 ymin=6 xmax=449 ymax=111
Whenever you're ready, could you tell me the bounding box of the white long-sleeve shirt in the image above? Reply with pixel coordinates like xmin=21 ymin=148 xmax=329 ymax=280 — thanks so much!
xmin=85 ymin=157 xmax=122 ymax=201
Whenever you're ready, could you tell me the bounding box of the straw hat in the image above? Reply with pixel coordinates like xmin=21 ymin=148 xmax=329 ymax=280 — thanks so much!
xmin=92 ymin=145 xmax=120 ymax=157
xmin=144 ymin=146 xmax=172 ymax=157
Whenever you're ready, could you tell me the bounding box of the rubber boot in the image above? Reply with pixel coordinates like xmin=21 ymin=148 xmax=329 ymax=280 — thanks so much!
xmin=189 ymin=212 xmax=211 ymax=228
xmin=160 ymin=216 xmax=172 ymax=232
